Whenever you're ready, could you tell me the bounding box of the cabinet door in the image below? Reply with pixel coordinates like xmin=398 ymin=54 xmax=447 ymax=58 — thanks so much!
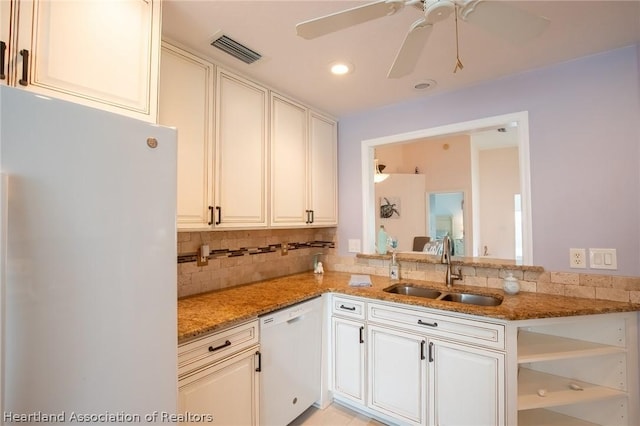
xmin=332 ymin=317 xmax=366 ymax=404
xmin=159 ymin=43 xmax=214 ymax=229
xmin=270 ymin=94 xmax=308 ymax=227
xmin=308 ymin=111 xmax=338 ymax=225
xmin=215 ymin=69 xmax=267 ymax=228
xmin=430 ymin=338 xmax=505 ymax=426
xmin=178 ymin=348 xmax=260 ymax=426
xmin=368 ymin=324 xmax=427 ymax=426
xmin=16 ymin=0 xmax=160 ymax=121
xmin=0 ymin=0 xmax=13 ymax=86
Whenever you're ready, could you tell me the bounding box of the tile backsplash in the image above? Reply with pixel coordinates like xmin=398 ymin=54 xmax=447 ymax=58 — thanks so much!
xmin=177 ymin=229 xmax=640 ymax=304
xmin=177 ymin=228 xmax=336 ymax=298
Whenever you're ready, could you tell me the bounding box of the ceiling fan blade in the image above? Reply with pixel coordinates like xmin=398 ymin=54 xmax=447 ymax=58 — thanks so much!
xmin=387 ymin=18 xmax=433 ymax=79
xmin=296 ymin=0 xmax=405 ymax=40
xmin=460 ymin=0 xmax=550 ymax=44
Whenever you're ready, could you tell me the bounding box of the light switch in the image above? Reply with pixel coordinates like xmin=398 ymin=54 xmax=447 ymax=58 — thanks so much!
xmin=589 ymin=248 xmax=617 ymax=270
xmin=348 ymin=239 xmax=361 ymax=253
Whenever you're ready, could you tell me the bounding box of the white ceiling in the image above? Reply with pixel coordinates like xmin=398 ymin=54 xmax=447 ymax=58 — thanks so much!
xmin=162 ymin=0 xmax=640 ymax=119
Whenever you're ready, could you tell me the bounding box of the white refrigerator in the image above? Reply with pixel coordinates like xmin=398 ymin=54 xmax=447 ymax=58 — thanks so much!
xmin=0 ymin=86 xmax=178 ymax=423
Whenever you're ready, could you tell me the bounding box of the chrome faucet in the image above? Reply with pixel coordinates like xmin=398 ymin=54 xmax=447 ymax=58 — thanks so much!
xmin=441 ymin=236 xmax=462 ymax=288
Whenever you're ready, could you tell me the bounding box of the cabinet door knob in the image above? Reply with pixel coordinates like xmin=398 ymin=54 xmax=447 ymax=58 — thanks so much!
xmin=19 ymin=49 xmax=29 ymax=86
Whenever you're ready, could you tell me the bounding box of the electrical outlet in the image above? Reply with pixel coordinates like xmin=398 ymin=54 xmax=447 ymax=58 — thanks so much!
xmin=348 ymin=239 xmax=361 ymax=253
xmin=281 ymin=242 xmax=288 ymax=256
xmin=569 ymin=248 xmax=586 ymax=269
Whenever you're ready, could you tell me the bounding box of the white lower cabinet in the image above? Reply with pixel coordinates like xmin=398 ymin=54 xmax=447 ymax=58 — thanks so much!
xmin=177 ymin=320 xmax=260 ymax=425
xmin=430 ymin=338 xmax=504 ymax=426
xmin=331 ymin=297 xmax=506 ymax=426
xmin=332 ymin=317 xmax=366 ymax=404
xmin=368 ymin=324 xmax=427 ymax=425
xmin=178 ymin=347 xmax=260 ymax=425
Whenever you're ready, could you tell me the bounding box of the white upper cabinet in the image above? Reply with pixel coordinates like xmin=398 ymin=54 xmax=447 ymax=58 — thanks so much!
xmin=270 ymin=93 xmax=338 ymax=227
xmin=159 ymin=42 xmax=214 ymax=229
xmin=270 ymin=94 xmax=309 ymax=226
xmin=215 ymin=69 xmax=268 ymax=228
xmin=7 ymin=0 xmax=160 ymax=121
xmin=0 ymin=1 xmax=13 ymax=86
xmin=308 ymin=111 xmax=338 ymax=226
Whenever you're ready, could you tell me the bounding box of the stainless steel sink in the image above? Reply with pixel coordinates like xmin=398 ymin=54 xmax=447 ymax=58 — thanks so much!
xmin=439 ymin=293 xmax=502 ymax=306
xmin=383 ymin=283 xmax=502 ymax=306
xmin=383 ymin=284 xmax=442 ymax=299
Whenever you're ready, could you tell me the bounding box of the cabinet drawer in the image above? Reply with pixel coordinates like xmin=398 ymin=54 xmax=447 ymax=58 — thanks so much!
xmin=178 ymin=320 xmax=259 ymax=377
xmin=368 ymin=302 xmax=505 ymax=350
xmin=332 ymin=296 xmax=366 ymax=320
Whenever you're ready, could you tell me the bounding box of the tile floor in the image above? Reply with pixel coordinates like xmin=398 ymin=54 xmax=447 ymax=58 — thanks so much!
xmin=291 ymin=403 xmax=386 ymax=426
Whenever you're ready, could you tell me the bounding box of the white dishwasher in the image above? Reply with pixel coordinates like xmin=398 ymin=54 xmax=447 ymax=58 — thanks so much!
xmin=259 ymin=296 xmax=322 ymax=426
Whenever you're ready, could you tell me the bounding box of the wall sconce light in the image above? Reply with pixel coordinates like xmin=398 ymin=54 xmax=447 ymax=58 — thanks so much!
xmin=374 ymin=159 xmax=389 ymax=183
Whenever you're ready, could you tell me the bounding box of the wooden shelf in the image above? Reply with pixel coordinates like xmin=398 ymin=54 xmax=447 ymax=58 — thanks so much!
xmin=518 ymin=368 xmax=625 ymax=410
xmin=518 ymin=331 xmax=625 ymax=364
xmin=518 ymin=409 xmax=601 ymax=426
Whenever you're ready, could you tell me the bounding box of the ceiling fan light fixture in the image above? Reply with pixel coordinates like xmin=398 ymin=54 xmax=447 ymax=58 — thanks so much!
xmin=330 ymin=61 xmax=354 ymax=75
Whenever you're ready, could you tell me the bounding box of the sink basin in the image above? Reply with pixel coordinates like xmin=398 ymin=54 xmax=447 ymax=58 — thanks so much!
xmin=383 ymin=284 xmax=502 ymax=306
xmin=383 ymin=284 xmax=442 ymax=299
xmin=439 ymin=293 xmax=502 ymax=306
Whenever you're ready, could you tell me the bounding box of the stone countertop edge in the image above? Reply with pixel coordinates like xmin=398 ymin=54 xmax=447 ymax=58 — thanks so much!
xmin=177 ymin=271 xmax=640 ymax=344
xmin=356 ymin=252 xmax=544 ymax=271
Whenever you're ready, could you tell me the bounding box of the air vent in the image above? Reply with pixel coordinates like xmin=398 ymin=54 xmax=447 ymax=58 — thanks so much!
xmin=211 ymin=35 xmax=262 ymax=64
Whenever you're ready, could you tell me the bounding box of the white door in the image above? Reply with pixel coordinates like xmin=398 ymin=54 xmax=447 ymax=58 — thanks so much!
xmin=308 ymin=112 xmax=338 ymax=225
xmin=332 ymin=317 xmax=366 ymax=404
xmin=429 ymin=339 xmax=505 ymax=426
xmin=368 ymin=324 xmax=427 ymax=425
xmin=179 ymin=348 xmax=260 ymax=426
xmin=159 ymin=43 xmax=214 ymax=229
xmin=15 ymin=0 xmax=160 ymax=120
xmin=270 ymin=93 xmax=308 ymax=227
xmin=215 ymin=69 xmax=267 ymax=228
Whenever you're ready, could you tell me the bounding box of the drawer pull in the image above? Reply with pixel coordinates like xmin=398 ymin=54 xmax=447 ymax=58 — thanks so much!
xmin=339 ymin=304 xmax=356 ymax=311
xmin=208 ymin=340 xmax=231 ymax=353
xmin=418 ymin=319 xmax=438 ymax=328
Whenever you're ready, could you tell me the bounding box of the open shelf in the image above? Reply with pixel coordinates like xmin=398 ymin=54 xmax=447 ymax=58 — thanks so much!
xmin=518 ymin=331 xmax=625 ymax=364
xmin=518 ymin=408 xmax=601 ymax=426
xmin=518 ymin=368 xmax=626 ymax=410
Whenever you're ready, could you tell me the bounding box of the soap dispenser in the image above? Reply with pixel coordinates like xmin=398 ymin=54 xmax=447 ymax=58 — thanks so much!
xmin=389 ymin=252 xmax=400 ymax=280
xmin=377 ymin=225 xmax=388 ymax=255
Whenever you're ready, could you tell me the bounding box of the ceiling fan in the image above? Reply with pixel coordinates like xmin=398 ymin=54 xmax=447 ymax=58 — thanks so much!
xmin=296 ymin=0 xmax=550 ymax=78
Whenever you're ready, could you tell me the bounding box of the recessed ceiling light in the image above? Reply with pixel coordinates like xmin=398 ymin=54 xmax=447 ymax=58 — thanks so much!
xmin=330 ymin=61 xmax=353 ymax=75
xmin=413 ymin=79 xmax=437 ymax=90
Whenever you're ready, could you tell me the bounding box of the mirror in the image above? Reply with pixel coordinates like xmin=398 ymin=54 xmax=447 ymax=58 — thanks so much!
xmin=362 ymin=111 xmax=532 ymax=264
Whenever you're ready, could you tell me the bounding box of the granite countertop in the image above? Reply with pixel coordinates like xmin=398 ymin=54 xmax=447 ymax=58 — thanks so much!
xmin=177 ymin=271 xmax=640 ymax=344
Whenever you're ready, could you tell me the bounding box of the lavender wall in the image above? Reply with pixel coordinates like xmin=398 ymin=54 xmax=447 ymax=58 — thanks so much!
xmin=337 ymin=45 xmax=640 ymax=276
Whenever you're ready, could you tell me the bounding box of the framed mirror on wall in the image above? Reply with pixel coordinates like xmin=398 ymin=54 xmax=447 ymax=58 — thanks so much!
xmin=362 ymin=111 xmax=533 ymax=264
